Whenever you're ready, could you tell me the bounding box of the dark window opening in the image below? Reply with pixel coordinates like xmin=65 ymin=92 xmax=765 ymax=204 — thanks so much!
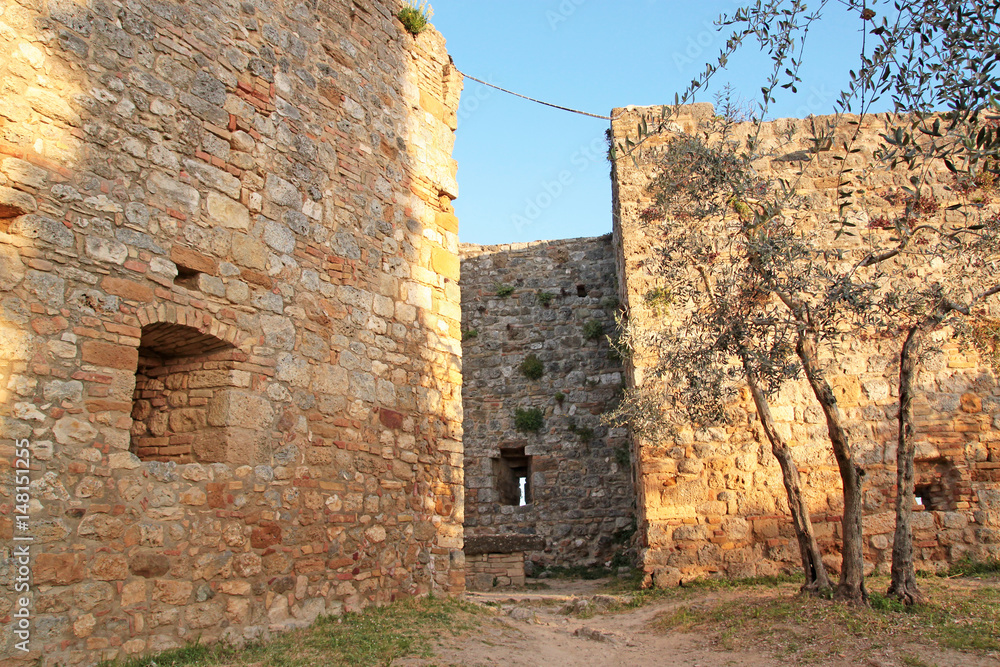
xmin=494 ymin=447 xmax=532 ymax=506
xmin=913 ymin=483 xmax=950 ymax=511
xmin=174 ymin=264 xmax=202 ymax=289
xmin=576 ymin=284 xmax=587 ymax=297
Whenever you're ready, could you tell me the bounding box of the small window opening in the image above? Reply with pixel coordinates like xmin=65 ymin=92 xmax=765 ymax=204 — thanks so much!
xmin=913 ymin=483 xmax=949 ymax=511
xmin=494 ymin=446 xmax=532 ymax=506
xmin=576 ymin=284 xmax=587 ymax=297
xmin=174 ymin=264 xmax=202 ymax=289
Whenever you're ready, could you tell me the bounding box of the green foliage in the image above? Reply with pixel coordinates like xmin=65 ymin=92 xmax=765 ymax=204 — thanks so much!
xmin=567 ymin=419 xmax=595 ymax=442
xmin=494 ymin=283 xmax=515 ymax=298
xmin=461 ymin=328 xmax=478 ymax=341
xmin=519 ymin=353 xmax=544 ymax=380
xmin=397 ymin=1 xmax=433 ymax=34
xmin=538 ymin=564 xmax=613 ymax=580
xmin=583 ymin=320 xmax=604 ymax=340
xmin=600 ymin=295 xmax=620 ymax=310
xmin=942 ymin=554 xmax=1000 ymax=577
xmin=514 ymin=407 xmax=544 ymax=432
xmin=554 ymin=392 xmax=565 ymax=403
xmin=537 ymin=290 xmax=555 ymax=306
xmin=614 ymin=445 xmax=631 ymax=468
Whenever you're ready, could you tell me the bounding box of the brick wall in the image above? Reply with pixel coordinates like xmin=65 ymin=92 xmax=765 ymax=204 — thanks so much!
xmin=0 ymin=0 xmax=463 ymax=663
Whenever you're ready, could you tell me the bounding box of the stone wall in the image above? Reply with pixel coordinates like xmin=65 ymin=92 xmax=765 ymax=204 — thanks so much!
xmin=460 ymin=236 xmax=635 ymax=570
xmin=610 ymin=105 xmax=1000 ymax=583
xmin=0 ymin=0 xmax=463 ymax=663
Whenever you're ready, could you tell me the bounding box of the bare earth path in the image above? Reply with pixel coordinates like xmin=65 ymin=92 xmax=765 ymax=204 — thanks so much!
xmin=394 ymin=578 xmax=1000 ymax=667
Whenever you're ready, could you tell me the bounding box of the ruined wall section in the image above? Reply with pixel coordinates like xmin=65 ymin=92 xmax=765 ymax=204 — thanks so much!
xmin=611 ymin=105 xmax=1000 ymax=584
xmin=461 ymin=236 xmax=634 ymax=570
xmin=0 ymin=0 xmax=463 ymax=663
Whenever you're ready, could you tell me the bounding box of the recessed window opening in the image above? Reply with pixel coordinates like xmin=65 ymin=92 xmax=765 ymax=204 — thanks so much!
xmin=494 ymin=446 xmax=532 ymax=506
xmin=174 ymin=264 xmax=202 ymax=289
xmin=131 ymin=323 xmax=237 ymax=463
xmin=913 ymin=483 xmax=950 ymax=511
xmin=576 ymin=284 xmax=587 ymax=297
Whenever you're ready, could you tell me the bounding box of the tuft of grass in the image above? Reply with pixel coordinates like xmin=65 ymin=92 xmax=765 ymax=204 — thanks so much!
xmin=397 ymin=1 xmax=433 ymax=34
xmin=536 ymin=290 xmax=555 ymax=306
xmin=943 ymin=554 xmax=1000 ymax=577
xmin=461 ymin=328 xmax=479 ymax=341
xmin=99 ymin=596 xmax=483 ymax=667
xmin=494 ymin=283 xmax=515 ymax=298
xmin=539 ymin=564 xmax=614 ymax=580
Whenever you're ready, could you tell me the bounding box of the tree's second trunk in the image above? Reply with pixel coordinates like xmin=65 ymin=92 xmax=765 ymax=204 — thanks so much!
xmin=744 ymin=358 xmax=831 ymax=593
xmin=888 ymin=325 xmax=927 ymax=605
xmin=796 ymin=332 xmax=868 ymax=604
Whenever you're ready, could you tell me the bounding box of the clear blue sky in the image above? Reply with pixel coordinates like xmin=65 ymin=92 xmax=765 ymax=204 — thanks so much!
xmin=428 ymin=1 xmax=874 ymax=246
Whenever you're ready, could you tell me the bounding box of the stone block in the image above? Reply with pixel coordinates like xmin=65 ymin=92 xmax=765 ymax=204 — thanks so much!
xmin=0 ymin=185 xmax=36 ymax=217
xmin=34 ymin=553 xmax=87 ymax=585
xmin=91 ymin=554 xmax=129 ymax=580
xmin=82 ymin=340 xmax=139 ymax=370
xmin=206 ymin=192 xmax=250 ymax=230
xmin=153 ymin=580 xmax=193 ymax=605
xmin=101 ymin=276 xmax=154 ymax=303
xmin=170 ymin=245 xmax=218 ymax=274
xmin=130 ymin=552 xmax=172 ymax=578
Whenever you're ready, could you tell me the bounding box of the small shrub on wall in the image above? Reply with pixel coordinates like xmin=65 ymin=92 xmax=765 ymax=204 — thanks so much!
xmin=398 ymin=1 xmax=432 ymax=34
xmin=514 ymin=408 xmax=544 ymax=432
xmin=519 ymin=354 xmax=544 ymax=380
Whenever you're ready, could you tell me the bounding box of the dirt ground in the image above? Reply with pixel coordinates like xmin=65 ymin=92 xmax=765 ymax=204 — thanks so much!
xmin=395 ymin=578 xmax=1000 ymax=667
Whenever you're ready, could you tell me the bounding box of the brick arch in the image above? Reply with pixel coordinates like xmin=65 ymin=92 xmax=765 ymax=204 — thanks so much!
xmin=134 ymin=305 xmax=248 ymax=351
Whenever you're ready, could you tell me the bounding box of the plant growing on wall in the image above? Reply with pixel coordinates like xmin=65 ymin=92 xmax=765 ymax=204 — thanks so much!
xmin=519 ymin=354 xmax=544 ymax=380
xmin=397 ymin=1 xmax=433 ymax=35
xmin=583 ymin=320 xmax=603 ymax=341
xmin=494 ymin=283 xmax=515 ymax=298
xmin=537 ymin=291 xmax=555 ymax=306
xmin=514 ymin=407 xmax=544 ymax=432
xmin=462 ymin=328 xmax=479 ymax=341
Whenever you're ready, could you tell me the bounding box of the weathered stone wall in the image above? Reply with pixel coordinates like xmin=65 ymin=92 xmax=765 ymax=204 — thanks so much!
xmin=0 ymin=0 xmax=463 ymax=663
xmin=460 ymin=236 xmax=634 ymax=570
xmin=611 ymin=104 xmax=1000 ymax=584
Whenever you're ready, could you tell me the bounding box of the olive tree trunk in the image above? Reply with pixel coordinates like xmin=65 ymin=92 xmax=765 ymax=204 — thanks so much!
xmin=888 ymin=324 xmax=930 ymax=604
xmin=743 ymin=357 xmax=832 ymax=593
xmin=796 ymin=332 xmax=868 ymax=604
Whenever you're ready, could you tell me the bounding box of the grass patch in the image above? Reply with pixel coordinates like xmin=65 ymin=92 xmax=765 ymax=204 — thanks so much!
xmin=99 ymin=596 xmax=483 ymax=667
xmin=942 ymin=555 xmax=1000 ymax=577
xmin=644 ymin=574 xmax=1000 ymax=663
xmin=538 ymin=564 xmax=614 ymax=580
